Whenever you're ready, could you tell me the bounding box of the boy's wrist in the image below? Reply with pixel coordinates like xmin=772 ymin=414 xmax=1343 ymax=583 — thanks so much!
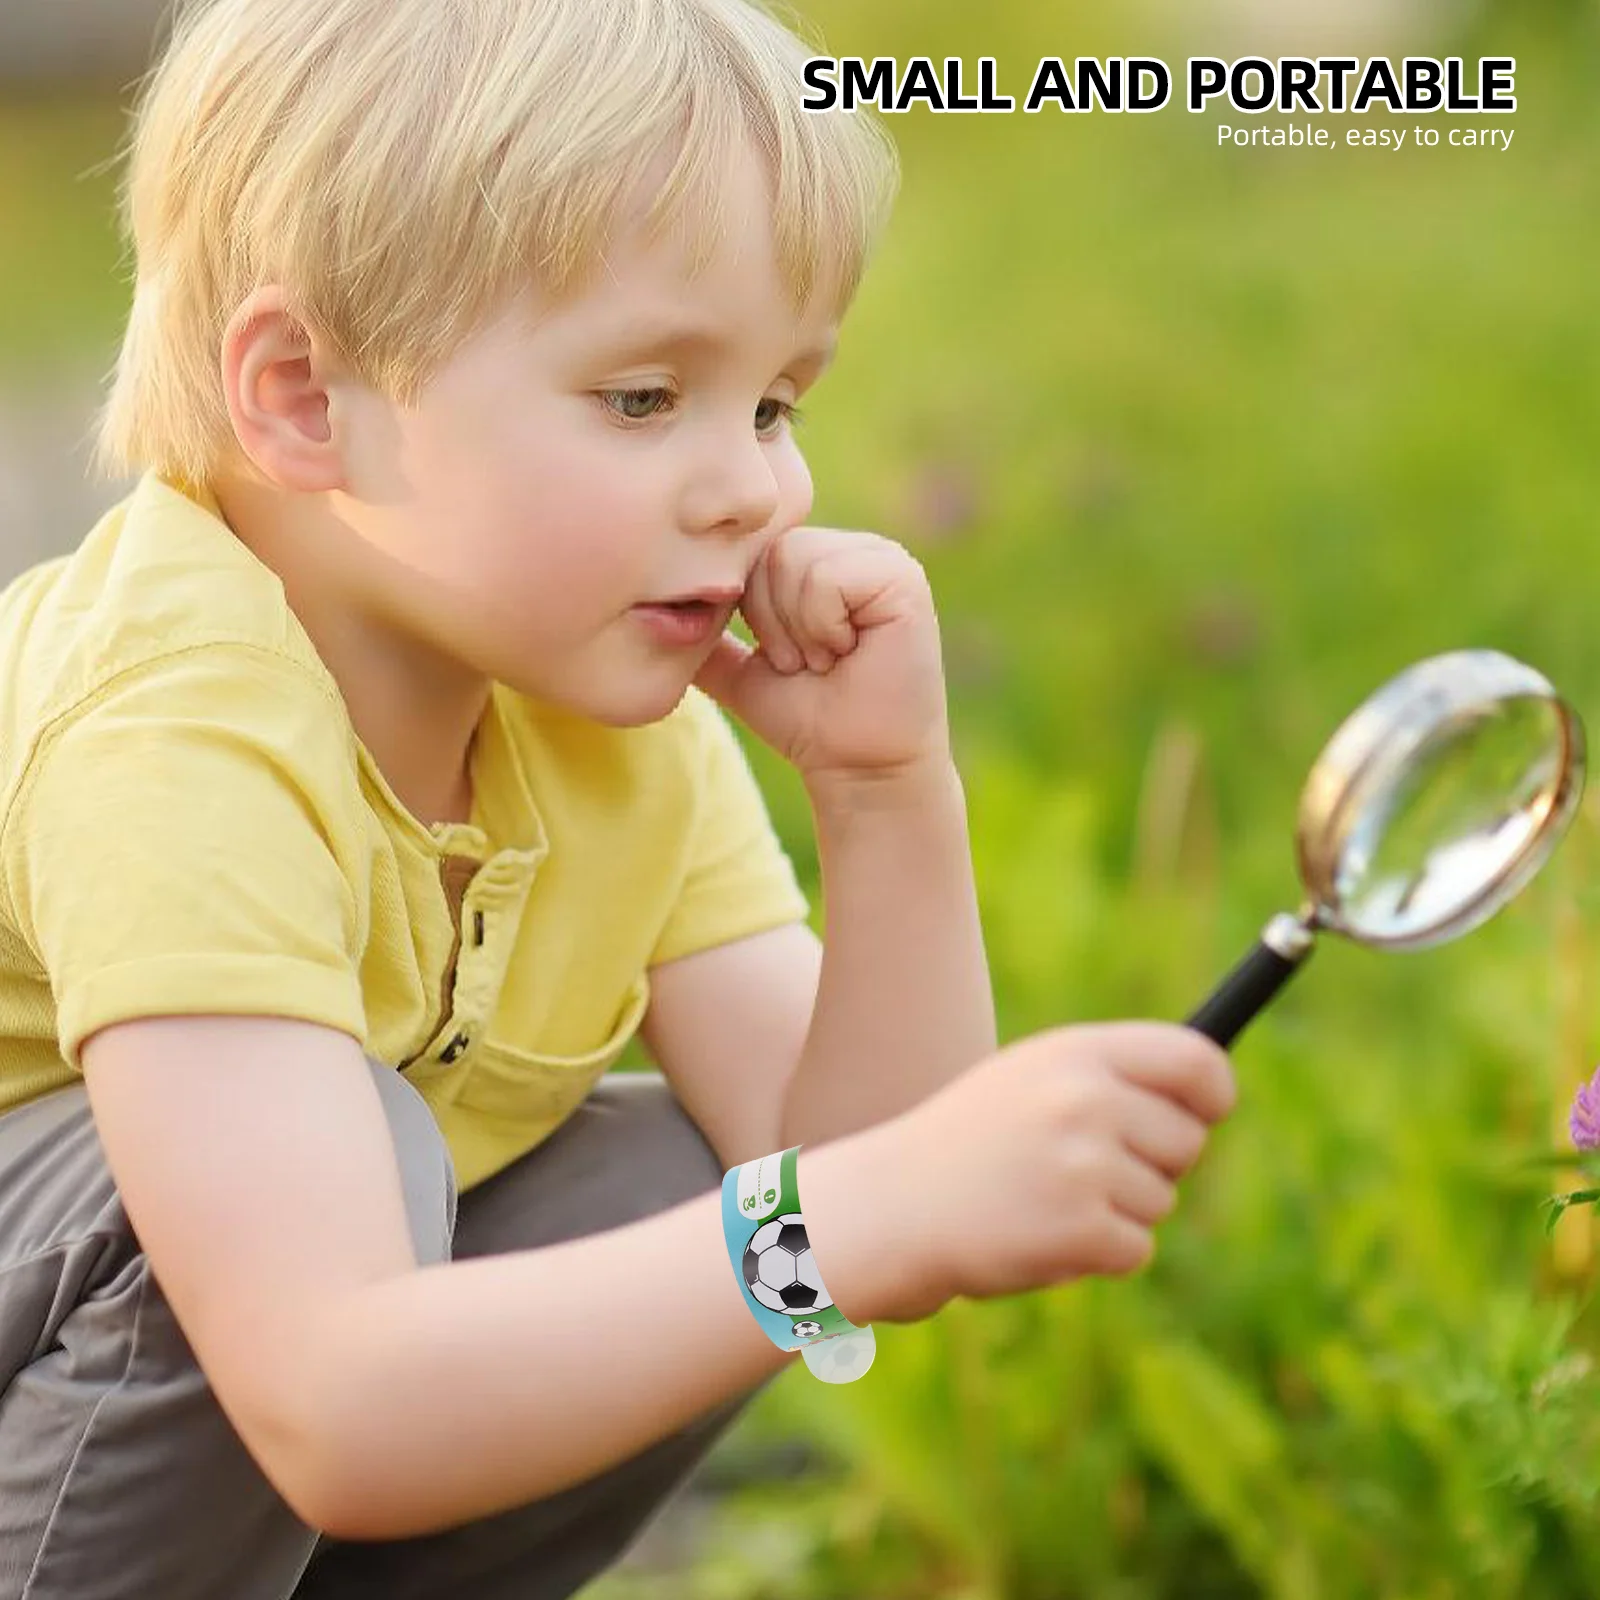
xmin=802 ymin=750 xmax=964 ymax=824
xmin=795 ymin=1120 xmax=948 ymax=1327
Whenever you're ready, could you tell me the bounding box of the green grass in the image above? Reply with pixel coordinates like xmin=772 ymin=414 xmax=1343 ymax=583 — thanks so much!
xmin=9 ymin=6 xmax=1600 ymax=1589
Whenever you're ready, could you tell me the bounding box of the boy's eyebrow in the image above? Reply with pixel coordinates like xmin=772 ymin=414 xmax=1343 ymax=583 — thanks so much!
xmin=593 ymin=317 xmax=836 ymax=377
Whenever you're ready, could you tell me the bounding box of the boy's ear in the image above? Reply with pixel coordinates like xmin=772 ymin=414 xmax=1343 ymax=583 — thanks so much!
xmin=221 ymin=286 xmax=354 ymax=493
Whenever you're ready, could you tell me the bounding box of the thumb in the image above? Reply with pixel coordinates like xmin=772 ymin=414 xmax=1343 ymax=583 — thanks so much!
xmin=692 ymin=631 xmax=760 ymax=716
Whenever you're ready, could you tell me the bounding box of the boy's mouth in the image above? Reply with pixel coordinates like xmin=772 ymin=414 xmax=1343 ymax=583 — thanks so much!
xmin=631 ymin=588 xmax=741 ymax=648
xmin=646 ymin=585 xmax=745 ymax=610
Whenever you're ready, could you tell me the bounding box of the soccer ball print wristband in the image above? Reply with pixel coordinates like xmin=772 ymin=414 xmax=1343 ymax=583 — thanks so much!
xmin=720 ymin=1145 xmax=876 ymax=1384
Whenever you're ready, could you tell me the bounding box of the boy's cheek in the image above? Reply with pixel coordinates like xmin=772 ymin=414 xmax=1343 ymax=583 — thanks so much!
xmin=777 ymin=448 xmax=815 ymax=527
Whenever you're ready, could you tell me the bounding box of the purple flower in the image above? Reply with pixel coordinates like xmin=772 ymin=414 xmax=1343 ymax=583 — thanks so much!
xmin=1570 ymin=1068 xmax=1600 ymax=1151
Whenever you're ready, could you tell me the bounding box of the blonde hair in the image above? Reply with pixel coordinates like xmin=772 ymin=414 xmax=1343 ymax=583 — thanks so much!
xmin=96 ymin=0 xmax=898 ymax=483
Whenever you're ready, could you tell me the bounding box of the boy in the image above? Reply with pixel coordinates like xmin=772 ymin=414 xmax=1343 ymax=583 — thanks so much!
xmin=0 ymin=0 xmax=1235 ymax=1595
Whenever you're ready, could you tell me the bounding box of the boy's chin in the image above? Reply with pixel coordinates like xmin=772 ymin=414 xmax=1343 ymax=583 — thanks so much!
xmin=519 ymin=666 xmax=696 ymax=728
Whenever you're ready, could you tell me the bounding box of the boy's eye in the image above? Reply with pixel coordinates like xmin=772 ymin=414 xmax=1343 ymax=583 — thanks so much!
xmin=601 ymin=387 xmax=673 ymax=421
xmin=598 ymin=388 xmax=801 ymax=434
xmin=754 ymin=397 xmax=800 ymax=437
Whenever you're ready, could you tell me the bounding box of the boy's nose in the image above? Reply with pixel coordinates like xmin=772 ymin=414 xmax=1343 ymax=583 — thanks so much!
xmin=681 ymin=436 xmax=781 ymax=539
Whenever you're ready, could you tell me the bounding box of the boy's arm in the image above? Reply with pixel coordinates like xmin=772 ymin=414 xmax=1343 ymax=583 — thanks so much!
xmin=640 ymin=920 xmax=819 ymax=1165
xmin=664 ymin=527 xmax=997 ymax=1156
xmin=644 ymin=755 xmax=994 ymax=1160
xmin=81 ymin=1013 xmax=905 ymax=1540
xmin=782 ymin=755 xmax=996 ymax=1143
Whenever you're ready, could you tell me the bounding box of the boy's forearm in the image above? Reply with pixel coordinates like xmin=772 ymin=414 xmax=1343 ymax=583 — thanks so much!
xmin=780 ymin=757 xmax=997 ymax=1147
xmin=275 ymin=1128 xmax=907 ymax=1540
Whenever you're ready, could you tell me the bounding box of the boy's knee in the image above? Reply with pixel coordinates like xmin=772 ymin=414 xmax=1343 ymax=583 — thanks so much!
xmin=449 ymin=1072 xmax=725 ymax=1259
xmin=587 ymin=1072 xmax=725 ymax=1219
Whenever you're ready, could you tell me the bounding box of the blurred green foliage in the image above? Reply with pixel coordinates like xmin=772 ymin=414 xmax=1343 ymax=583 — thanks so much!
xmin=7 ymin=0 xmax=1600 ymax=1592
xmin=0 ymin=98 xmax=125 ymax=374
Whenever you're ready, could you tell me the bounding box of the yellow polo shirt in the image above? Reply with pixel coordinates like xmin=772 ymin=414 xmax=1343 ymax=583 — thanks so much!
xmin=0 ymin=475 xmax=808 ymax=1188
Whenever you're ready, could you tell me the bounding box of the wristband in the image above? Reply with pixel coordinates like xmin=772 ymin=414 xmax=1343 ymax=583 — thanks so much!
xmin=720 ymin=1145 xmax=876 ymax=1384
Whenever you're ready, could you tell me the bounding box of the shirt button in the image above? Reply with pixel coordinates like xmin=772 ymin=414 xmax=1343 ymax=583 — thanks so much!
xmin=440 ymin=1032 xmax=470 ymax=1063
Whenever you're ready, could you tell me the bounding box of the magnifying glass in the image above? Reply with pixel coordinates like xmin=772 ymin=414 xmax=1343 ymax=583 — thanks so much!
xmin=1186 ymin=650 xmax=1586 ymax=1048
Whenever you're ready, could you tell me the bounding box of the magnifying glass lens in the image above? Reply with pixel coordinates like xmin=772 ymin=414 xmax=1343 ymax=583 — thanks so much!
xmin=1333 ymin=696 xmax=1568 ymax=944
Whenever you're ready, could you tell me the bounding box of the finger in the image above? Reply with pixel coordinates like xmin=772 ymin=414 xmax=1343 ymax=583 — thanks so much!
xmin=764 ymin=541 xmax=834 ymax=675
xmin=692 ymin=631 xmax=758 ymax=714
xmin=1106 ymin=1155 xmax=1179 ymax=1227
xmin=1082 ymin=1208 xmax=1156 ymax=1278
xmin=739 ymin=549 xmax=803 ymax=673
xmin=1111 ymin=1083 xmax=1209 ymax=1179
xmin=1061 ymin=1022 xmax=1238 ymax=1126
xmin=794 ymin=553 xmax=860 ymax=661
xmin=814 ymin=540 xmax=917 ymax=636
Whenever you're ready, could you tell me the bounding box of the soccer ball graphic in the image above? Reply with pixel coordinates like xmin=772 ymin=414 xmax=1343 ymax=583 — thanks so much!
xmin=792 ymin=1320 xmax=824 ymax=1340
xmin=742 ymin=1214 xmax=832 ymax=1315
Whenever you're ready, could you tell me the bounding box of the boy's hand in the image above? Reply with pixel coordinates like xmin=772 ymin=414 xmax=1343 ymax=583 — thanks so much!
xmin=693 ymin=526 xmax=950 ymax=786
xmin=852 ymin=1023 xmax=1237 ymax=1323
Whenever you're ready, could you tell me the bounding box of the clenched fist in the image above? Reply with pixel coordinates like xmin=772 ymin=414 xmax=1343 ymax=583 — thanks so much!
xmin=694 ymin=526 xmax=950 ymax=785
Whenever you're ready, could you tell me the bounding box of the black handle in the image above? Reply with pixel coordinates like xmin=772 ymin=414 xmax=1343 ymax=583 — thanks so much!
xmin=1185 ymin=935 xmax=1313 ymax=1047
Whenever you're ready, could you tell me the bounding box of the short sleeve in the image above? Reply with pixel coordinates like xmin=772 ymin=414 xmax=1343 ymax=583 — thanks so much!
xmin=648 ymin=691 xmax=809 ymax=967
xmin=1 ymin=646 xmax=370 ymax=1069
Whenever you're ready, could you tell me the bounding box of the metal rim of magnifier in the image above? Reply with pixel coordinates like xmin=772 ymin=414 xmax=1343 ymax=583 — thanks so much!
xmin=1292 ymin=649 xmax=1586 ymax=952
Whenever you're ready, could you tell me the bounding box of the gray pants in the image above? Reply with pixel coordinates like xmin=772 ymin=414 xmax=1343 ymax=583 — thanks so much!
xmin=0 ymin=1064 xmax=760 ymax=1599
